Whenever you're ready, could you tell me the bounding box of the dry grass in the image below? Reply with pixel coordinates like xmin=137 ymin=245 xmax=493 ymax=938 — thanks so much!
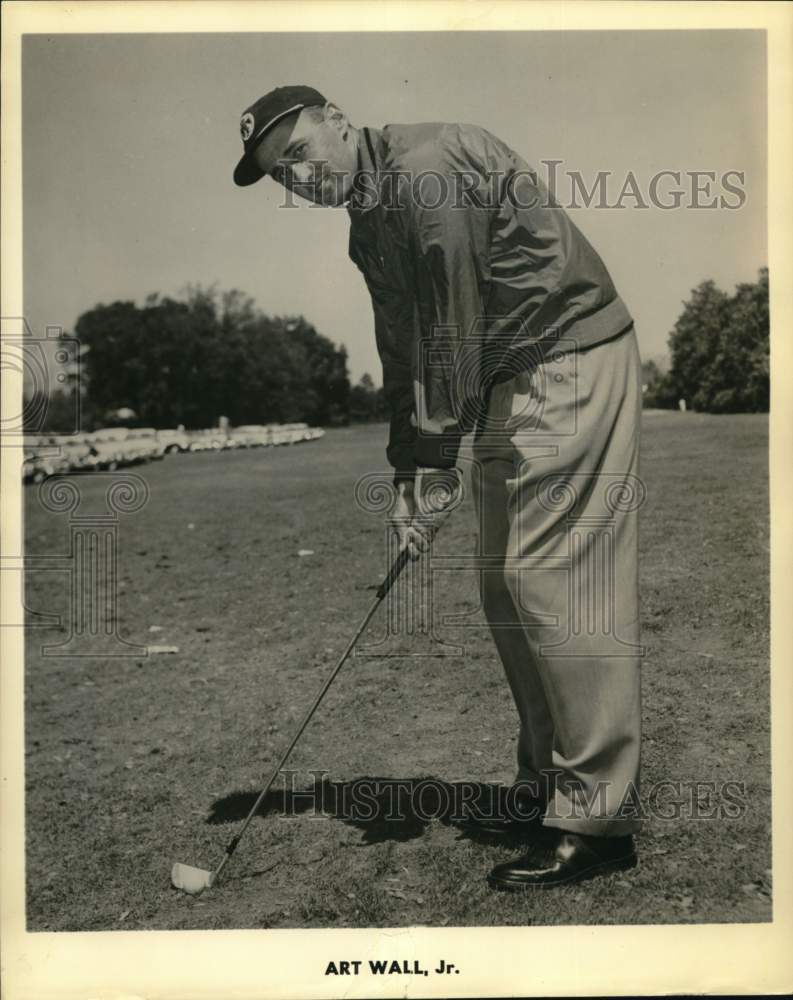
xmin=24 ymin=413 xmax=770 ymax=930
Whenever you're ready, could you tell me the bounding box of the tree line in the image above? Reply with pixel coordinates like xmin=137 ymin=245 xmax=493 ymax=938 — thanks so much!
xmin=27 ymin=269 xmax=769 ymax=434
xmin=75 ymin=287 xmax=352 ymax=428
xmin=643 ymin=268 xmax=768 ymax=412
xmin=27 ymin=286 xmax=390 ymax=433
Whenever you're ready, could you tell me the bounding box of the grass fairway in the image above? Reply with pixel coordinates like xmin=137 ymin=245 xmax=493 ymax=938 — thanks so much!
xmin=24 ymin=412 xmax=770 ymax=930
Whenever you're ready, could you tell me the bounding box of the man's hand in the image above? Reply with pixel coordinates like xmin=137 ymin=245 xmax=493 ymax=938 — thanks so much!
xmin=389 ymin=468 xmax=461 ymax=561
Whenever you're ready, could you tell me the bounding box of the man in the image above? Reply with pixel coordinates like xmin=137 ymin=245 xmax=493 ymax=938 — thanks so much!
xmin=234 ymin=85 xmax=644 ymax=888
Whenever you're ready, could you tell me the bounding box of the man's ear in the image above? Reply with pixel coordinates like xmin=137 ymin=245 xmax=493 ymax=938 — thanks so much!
xmin=323 ymin=102 xmax=349 ymax=134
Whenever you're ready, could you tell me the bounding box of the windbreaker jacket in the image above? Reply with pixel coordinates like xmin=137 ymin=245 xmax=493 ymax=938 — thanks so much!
xmin=347 ymin=122 xmax=634 ymax=480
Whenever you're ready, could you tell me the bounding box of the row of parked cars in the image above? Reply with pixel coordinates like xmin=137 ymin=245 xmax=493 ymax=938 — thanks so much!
xmin=22 ymin=424 xmax=325 ymax=483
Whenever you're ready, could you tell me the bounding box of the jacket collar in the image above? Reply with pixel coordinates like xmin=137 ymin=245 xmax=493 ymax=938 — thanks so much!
xmin=348 ymin=126 xmax=382 ymax=215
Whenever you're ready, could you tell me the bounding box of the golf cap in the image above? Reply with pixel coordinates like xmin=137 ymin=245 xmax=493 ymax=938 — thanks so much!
xmin=234 ymin=85 xmax=327 ymax=186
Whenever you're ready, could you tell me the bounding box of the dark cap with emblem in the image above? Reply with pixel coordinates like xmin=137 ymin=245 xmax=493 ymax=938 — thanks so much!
xmin=234 ymin=85 xmax=327 ymax=187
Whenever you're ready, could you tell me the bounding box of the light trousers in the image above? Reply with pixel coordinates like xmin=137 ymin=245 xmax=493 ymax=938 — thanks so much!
xmin=472 ymin=327 xmax=644 ymax=836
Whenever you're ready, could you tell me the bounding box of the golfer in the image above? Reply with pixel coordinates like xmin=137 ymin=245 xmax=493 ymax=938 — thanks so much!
xmin=234 ymin=86 xmax=643 ymax=889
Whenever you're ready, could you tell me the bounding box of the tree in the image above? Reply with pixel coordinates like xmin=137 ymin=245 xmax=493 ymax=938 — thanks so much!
xmin=349 ymin=373 xmax=387 ymax=422
xmin=657 ymin=269 xmax=769 ymax=413
xmin=666 ymin=280 xmax=731 ymax=410
xmin=641 ymin=358 xmax=677 ymax=410
xmin=72 ymin=287 xmax=351 ymax=427
xmin=712 ymin=267 xmax=769 ymax=412
xmin=23 ymin=389 xmax=79 ymax=434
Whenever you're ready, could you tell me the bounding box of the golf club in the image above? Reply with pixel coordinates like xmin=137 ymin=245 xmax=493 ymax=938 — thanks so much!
xmin=171 ymin=545 xmax=413 ymax=895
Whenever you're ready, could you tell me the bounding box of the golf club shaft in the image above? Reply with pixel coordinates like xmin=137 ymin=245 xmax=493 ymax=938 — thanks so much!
xmin=211 ymin=546 xmax=413 ymax=882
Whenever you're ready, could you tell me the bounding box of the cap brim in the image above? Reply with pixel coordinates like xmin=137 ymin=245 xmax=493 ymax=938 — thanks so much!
xmin=233 ymin=154 xmax=266 ymax=187
xmin=233 ymin=114 xmax=300 ymax=187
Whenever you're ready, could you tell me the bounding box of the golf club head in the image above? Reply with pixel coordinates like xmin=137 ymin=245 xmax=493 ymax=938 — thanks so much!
xmin=171 ymin=862 xmax=213 ymax=895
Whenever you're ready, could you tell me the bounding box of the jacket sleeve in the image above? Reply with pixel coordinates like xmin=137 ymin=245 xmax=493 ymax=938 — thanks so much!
xmin=371 ymin=298 xmax=418 ymax=483
xmin=404 ymin=144 xmax=493 ymax=469
xmin=348 ymin=225 xmax=418 ymax=484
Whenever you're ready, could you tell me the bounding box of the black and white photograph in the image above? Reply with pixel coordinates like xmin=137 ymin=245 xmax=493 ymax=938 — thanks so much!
xmin=2 ymin=2 xmax=791 ymax=998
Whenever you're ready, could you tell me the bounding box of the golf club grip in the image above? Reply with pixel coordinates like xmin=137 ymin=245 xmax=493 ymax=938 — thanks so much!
xmin=376 ymin=547 xmax=412 ymax=600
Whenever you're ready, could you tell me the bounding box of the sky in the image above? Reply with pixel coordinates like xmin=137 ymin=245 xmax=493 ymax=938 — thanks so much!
xmin=23 ymin=30 xmax=767 ymax=384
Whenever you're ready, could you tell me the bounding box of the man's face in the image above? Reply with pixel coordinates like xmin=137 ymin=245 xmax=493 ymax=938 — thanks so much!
xmin=258 ymin=104 xmax=358 ymax=206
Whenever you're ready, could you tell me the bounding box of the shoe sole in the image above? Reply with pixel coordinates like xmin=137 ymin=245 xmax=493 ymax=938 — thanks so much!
xmin=487 ymin=852 xmax=637 ymax=891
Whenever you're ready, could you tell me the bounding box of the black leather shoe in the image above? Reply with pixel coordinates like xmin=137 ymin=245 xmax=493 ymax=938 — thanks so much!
xmin=487 ymin=830 xmax=637 ymax=889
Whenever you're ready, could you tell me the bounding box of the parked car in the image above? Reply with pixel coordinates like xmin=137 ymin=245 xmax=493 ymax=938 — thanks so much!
xmin=228 ymin=425 xmax=272 ymax=448
xmin=87 ymin=427 xmax=156 ymax=465
xmin=157 ymin=428 xmax=192 ymax=454
xmin=22 ymin=420 xmax=326 ymax=481
xmin=23 ymin=435 xmax=73 ymax=482
xmin=85 ymin=429 xmax=129 ymax=470
xmin=275 ymin=422 xmax=302 ymax=443
xmin=51 ymin=434 xmax=101 ymax=472
xmin=125 ymin=427 xmax=165 ymax=460
xmin=188 ymin=429 xmax=229 ymax=452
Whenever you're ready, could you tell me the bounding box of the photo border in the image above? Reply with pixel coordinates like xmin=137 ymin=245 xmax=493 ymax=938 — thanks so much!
xmin=2 ymin=2 xmax=791 ymax=997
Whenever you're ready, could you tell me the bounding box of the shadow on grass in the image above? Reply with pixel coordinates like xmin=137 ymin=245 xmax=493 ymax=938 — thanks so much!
xmin=207 ymin=777 xmax=542 ymax=848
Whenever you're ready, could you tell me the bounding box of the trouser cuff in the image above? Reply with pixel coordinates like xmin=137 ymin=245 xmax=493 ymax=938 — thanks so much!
xmin=542 ymin=785 xmax=643 ymax=837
